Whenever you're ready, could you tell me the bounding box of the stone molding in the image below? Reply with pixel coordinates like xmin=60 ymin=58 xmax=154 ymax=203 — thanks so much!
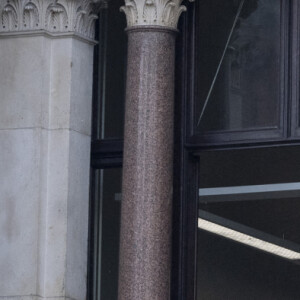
xmin=120 ymin=0 xmax=194 ymax=30
xmin=0 ymin=0 xmax=107 ymax=39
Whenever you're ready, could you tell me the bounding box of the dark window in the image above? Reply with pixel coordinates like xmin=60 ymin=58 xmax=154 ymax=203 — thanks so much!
xmin=92 ymin=1 xmax=127 ymax=140
xmin=196 ymin=0 xmax=282 ymax=132
xmin=88 ymin=1 xmax=126 ymax=299
xmin=197 ymin=147 xmax=300 ymax=299
xmin=174 ymin=1 xmax=300 ymax=299
xmin=186 ymin=0 xmax=300 ymax=146
xmin=89 ymin=168 xmax=122 ymax=300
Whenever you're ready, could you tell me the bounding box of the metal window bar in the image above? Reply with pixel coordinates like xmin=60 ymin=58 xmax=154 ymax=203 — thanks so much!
xmin=199 ymin=182 xmax=300 ymax=203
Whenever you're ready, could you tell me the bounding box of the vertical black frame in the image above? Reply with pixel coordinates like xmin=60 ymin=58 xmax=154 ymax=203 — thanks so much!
xmin=291 ymin=0 xmax=300 ymax=138
xmin=172 ymin=2 xmax=200 ymax=299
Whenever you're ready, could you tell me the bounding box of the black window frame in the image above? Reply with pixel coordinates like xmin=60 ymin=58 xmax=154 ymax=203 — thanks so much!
xmin=291 ymin=0 xmax=300 ymax=138
xmin=173 ymin=1 xmax=300 ymax=299
xmin=185 ymin=0 xmax=300 ymax=147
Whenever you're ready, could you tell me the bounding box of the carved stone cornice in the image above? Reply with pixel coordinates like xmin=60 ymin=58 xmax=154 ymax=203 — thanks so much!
xmin=120 ymin=0 xmax=194 ymax=30
xmin=0 ymin=0 xmax=107 ymax=40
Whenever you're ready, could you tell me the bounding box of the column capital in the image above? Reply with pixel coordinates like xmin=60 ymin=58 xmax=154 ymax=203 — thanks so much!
xmin=120 ymin=0 xmax=194 ymax=30
xmin=0 ymin=0 xmax=107 ymax=40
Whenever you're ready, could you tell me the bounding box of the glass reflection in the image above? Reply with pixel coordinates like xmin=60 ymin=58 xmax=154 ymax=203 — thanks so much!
xmin=197 ymin=228 xmax=300 ymax=300
xmin=91 ymin=168 xmax=122 ymax=300
xmin=197 ymin=147 xmax=300 ymax=299
xmin=196 ymin=0 xmax=281 ymax=132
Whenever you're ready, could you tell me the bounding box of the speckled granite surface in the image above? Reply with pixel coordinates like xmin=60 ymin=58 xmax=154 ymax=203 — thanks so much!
xmin=118 ymin=27 xmax=177 ymax=300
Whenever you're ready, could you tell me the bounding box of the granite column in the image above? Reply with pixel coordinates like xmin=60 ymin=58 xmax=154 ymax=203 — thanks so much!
xmin=118 ymin=1 xmax=192 ymax=299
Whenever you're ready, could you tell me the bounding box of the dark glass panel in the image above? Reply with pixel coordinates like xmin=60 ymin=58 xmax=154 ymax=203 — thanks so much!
xmin=197 ymin=230 xmax=300 ymax=300
xmin=93 ymin=1 xmax=127 ymax=140
xmin=91 ymin=168 xmax=122 ymax=300
xmin=103 ymin=1 xmax=127 ymax=139
xmin=199 ymin=146 xmax=300 ymax=188
xmin=195 ymin=0 xmax=281 ymax=133
xmin=197 ymin=147 xmax=300 ymax=299
xmin=199 ymin=198 xmax=300 ymax=244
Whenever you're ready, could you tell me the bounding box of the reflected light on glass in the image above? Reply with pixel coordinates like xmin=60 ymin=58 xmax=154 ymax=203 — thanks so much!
xmin=198 ymin=218 xmax=300 ymax=261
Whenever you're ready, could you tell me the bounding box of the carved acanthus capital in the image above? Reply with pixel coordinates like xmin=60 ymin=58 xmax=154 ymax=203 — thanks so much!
xmin=0 ymin=0 xmax=108 ymax=40
xmin=120 ymin=0 xmax=194 ymax=30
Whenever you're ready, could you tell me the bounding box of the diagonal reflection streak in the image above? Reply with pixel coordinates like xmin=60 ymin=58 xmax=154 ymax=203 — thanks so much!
xmin=198 ymin=217 xmax=300 ymax=261
xmin=196 ymin=0 xmax=246 ymax=127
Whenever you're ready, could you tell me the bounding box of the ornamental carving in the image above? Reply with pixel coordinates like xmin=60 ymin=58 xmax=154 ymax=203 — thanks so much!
xmin=0 ymin=0 xmax=107 ymax=39
xmin=120 ymin=0 xmax=194 ymax=29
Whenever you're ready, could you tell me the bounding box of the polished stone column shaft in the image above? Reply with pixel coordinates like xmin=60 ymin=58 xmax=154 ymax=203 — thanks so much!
xmin=118 ymin=27 xmax=176 ymax=300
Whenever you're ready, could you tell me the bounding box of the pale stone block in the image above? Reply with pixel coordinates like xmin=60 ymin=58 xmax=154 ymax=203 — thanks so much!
xmin=65 ymin=130 xmax=91 ymax=300
xmin=0 ymin=129 xmax=40 ymax=296
xmin=0 ymin=297 xmax=37 ymax=300
xmin=36 ymin=129 xmax=91 ymax=300
xmin=38 ymin=129 xmax=69 ymax=297
xmin=48 ymin=39 xmax=72 ymax=131
xmin=0 ymin=36 xmax=51 ymax=129
xmin=0 ymin=36 xmax=93 ymax=135
xmin=49 ymin=38 xmax=94 ymax=135
xmin=69 ymin=39 xmax=94 ymax=136
xmin=0 ymin=297 xmax=67 ymax=300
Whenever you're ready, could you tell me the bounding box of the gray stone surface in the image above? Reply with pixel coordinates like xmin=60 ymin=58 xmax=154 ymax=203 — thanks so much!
xmin=118 ymin=27 xmax=176 ymax=300
xmin=0 ymin=129 xmax=40 ymax=296
xmin=65 ymin=131 xmax=91 ymax=300
xmin=0 ymin=36 xmax=50 ymax=129
xmin=0 ymin=297 xmax=75 ymax=300
xmin=48 ymin=38 xmax=93 ymax=135
xmin=0 ymin=33 xmax=94 ymax=299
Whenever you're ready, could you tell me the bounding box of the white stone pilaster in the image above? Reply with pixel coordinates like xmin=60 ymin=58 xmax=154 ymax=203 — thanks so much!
xmin=0 ymin=1 xmax=104 ymax=299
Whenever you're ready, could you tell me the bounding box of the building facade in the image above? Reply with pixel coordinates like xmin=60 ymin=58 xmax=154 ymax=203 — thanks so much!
xmin=2 ymin=0 xmax=300 ymax=299
xmin=0 ymin=0 xmax=191 ymax=299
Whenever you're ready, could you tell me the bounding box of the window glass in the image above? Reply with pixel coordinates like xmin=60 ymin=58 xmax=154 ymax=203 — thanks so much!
xmin=93 ymin=1 xmax=127 ymax=140
xmin=90 ymin=168 xmax=122 ymax=300
xmin=195 ymin=0 xmax=281 ymax=133
xmin=197 ymin=147 xmax=300 ymax=299
xmin=197 ymin=228 xmax=300 ymax=300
